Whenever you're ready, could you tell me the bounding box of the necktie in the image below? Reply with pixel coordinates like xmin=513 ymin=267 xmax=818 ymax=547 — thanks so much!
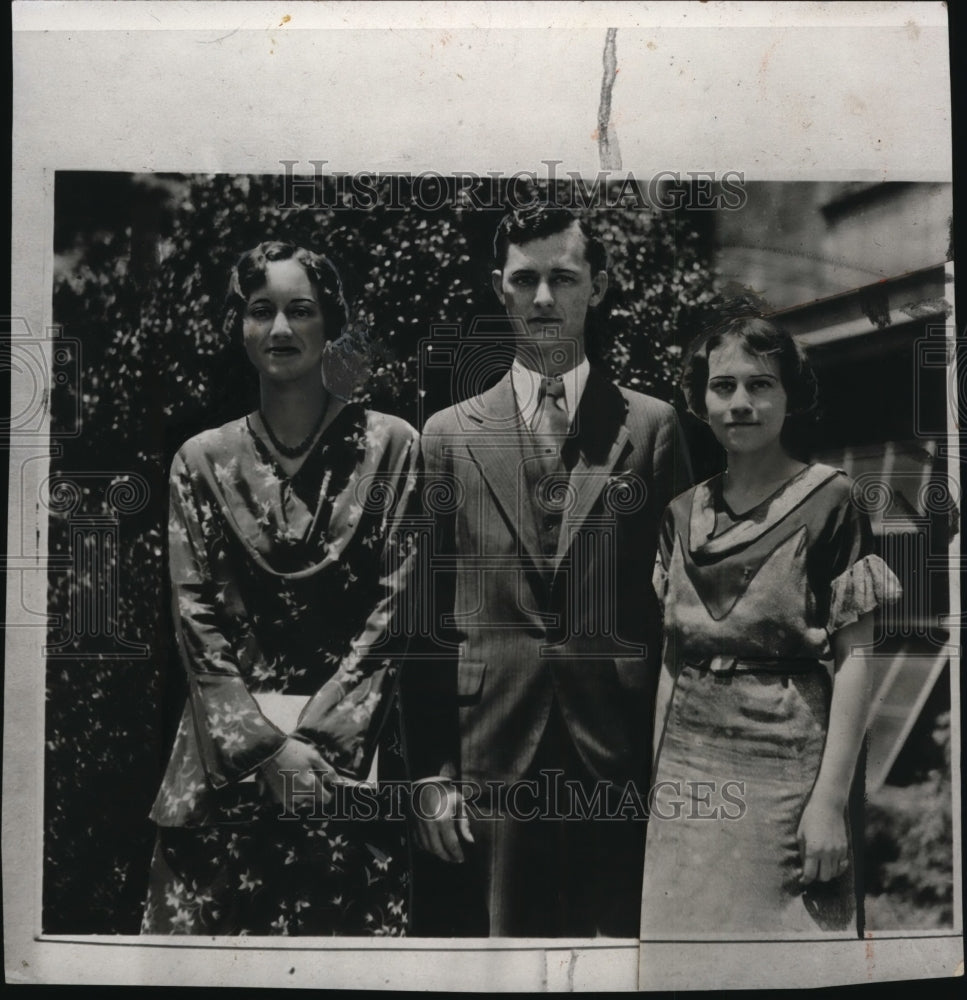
xmin=534 ymin=376 xmax=568 ymax=442
xmin=532 ymin=376 xmax=569 ymax=563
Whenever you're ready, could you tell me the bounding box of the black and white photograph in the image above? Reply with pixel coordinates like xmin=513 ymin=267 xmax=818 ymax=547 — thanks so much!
xmin=6 ymin=1 xmax=962 ymax=991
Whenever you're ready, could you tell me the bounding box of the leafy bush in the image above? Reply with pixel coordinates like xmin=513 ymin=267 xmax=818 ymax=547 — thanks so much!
xmin=864 ymin=712 xmax=954 ymax=929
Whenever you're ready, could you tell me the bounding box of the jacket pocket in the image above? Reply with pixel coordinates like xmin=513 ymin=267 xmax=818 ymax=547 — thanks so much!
xmin=456 ymin=660 xmax=487 ymax=702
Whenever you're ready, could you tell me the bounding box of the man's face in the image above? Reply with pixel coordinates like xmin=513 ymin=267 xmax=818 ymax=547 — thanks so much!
xmin=492 ymin=221 xmax=608 ymax=365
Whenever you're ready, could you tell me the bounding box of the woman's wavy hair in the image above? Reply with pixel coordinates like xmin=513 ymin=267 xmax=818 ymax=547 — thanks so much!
xmin=222 ymin=241 xmax=350 ymax=346
xmin=681 ymin=304 xmax=820 ymax=458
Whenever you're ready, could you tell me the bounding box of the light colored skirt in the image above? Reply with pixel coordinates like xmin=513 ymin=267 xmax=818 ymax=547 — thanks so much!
xmin=640 ymin=664 xmax=857 ymax=938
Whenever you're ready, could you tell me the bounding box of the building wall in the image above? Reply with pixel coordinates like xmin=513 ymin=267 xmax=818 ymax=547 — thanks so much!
xmin=714 ymin=181 xmax=952 ymax=310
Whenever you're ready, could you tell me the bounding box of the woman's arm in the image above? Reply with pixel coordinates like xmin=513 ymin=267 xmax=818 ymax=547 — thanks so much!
xmin=292 ymin=426 xmax=422 ymax=779
xmin=168 ymin=447 xmax=291 ymax=788
xmin=797 ymin=611 xmax=873 ymax=884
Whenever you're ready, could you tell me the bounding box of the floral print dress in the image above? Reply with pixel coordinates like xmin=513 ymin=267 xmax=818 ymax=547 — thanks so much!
xmin=141 ymin=405 xmax=419 ymax=936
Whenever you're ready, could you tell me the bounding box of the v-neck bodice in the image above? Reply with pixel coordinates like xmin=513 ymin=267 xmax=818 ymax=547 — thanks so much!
xmin=654 ymin=463 xmax=901 ymax=663
xmin=167 ymin=406 xmax=400 ymax=689
xmin=241 ymin=405 xmax=363 ymax=565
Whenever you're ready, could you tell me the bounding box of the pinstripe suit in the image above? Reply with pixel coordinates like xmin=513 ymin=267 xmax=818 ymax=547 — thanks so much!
xmin=405 ymin=365 xmax=691 ymax=936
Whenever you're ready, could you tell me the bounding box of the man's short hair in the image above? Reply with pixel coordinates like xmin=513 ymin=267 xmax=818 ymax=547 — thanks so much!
xmin=493 ymin=204 xmax=608 ymax=275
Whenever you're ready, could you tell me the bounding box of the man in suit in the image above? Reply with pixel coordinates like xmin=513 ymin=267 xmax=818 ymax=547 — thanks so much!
xmin=404 ymin=205 xmax=691 ymax=937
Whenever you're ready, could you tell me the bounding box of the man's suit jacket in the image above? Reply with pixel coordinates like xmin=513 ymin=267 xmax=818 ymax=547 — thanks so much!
xmin=405 ymin=366 xmax=690 ymax=793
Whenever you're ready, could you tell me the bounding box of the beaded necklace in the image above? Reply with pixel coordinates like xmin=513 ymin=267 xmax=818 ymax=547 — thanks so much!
xmin=258 ymin=399 xmax=330 ymax=459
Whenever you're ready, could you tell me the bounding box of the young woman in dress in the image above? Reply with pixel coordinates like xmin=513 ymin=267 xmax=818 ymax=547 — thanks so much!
xmin=640 ymin=313 xmax=901 ymax=936
xmin=141 ymin=241 xmax=419 ymax=935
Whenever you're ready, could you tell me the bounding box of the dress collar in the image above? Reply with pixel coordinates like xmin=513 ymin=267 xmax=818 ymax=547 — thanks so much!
xmin=688 ymin=463 xmax=842 ymax=558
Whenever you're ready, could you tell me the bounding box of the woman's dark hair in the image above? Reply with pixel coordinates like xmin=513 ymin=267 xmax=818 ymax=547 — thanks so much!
xmin=681 ymin=310 xmax=820 ymax=457
xmin=222 ymin=241 xmax=350 ymax=346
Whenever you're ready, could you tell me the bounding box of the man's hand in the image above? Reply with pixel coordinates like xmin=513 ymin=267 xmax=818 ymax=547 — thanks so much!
xmin=797 ymin=796 xmax=849 ymax=884
xmin=258 ymin=736 xmax=335 ymax=814
xmin=411 ymin=778 xmax=474 ymax=863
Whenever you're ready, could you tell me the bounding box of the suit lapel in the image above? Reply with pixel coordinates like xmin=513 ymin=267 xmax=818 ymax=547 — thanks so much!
xmin=463 ymin=373 xmax=543 ymax=565
xmin=553 ymin=369 xmax=632 ymax=567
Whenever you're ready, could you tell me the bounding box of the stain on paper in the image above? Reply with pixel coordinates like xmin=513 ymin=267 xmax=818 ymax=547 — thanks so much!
xmin=598 ymin=28 xmax=621 ymax=170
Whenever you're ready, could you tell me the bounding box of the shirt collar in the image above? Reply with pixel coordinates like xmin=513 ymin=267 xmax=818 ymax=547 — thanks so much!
xmin=510 ymin=356 xmax=590 ymax=428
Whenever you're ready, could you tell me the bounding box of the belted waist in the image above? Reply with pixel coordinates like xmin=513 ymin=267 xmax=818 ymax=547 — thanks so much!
xmin=682 ymin=655 xmax=822 ymax=676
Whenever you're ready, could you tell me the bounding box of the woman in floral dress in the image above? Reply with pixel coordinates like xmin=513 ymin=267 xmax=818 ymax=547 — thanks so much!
xmin=640 ymin=313 xmax=901 ymax=936
xmin=141 ymin=241 xmax=419 ymax=936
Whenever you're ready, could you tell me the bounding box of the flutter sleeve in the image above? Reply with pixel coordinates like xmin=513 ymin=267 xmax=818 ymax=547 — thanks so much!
xmin=168 ymin=446 xmax=288 ymax=789
xmin=292 ymin=424 xmax=421 ymax=780
xmin=822 ymin=482 xmax=903 ymax=634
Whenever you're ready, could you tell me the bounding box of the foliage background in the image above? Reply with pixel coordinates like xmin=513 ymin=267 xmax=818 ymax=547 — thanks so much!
xmin=44 ymin=172 xmax=952 ymax=933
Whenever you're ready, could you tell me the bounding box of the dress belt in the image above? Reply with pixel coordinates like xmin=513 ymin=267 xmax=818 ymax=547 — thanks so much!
xmin=682 ymin=655 xmax=822 ymax=676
